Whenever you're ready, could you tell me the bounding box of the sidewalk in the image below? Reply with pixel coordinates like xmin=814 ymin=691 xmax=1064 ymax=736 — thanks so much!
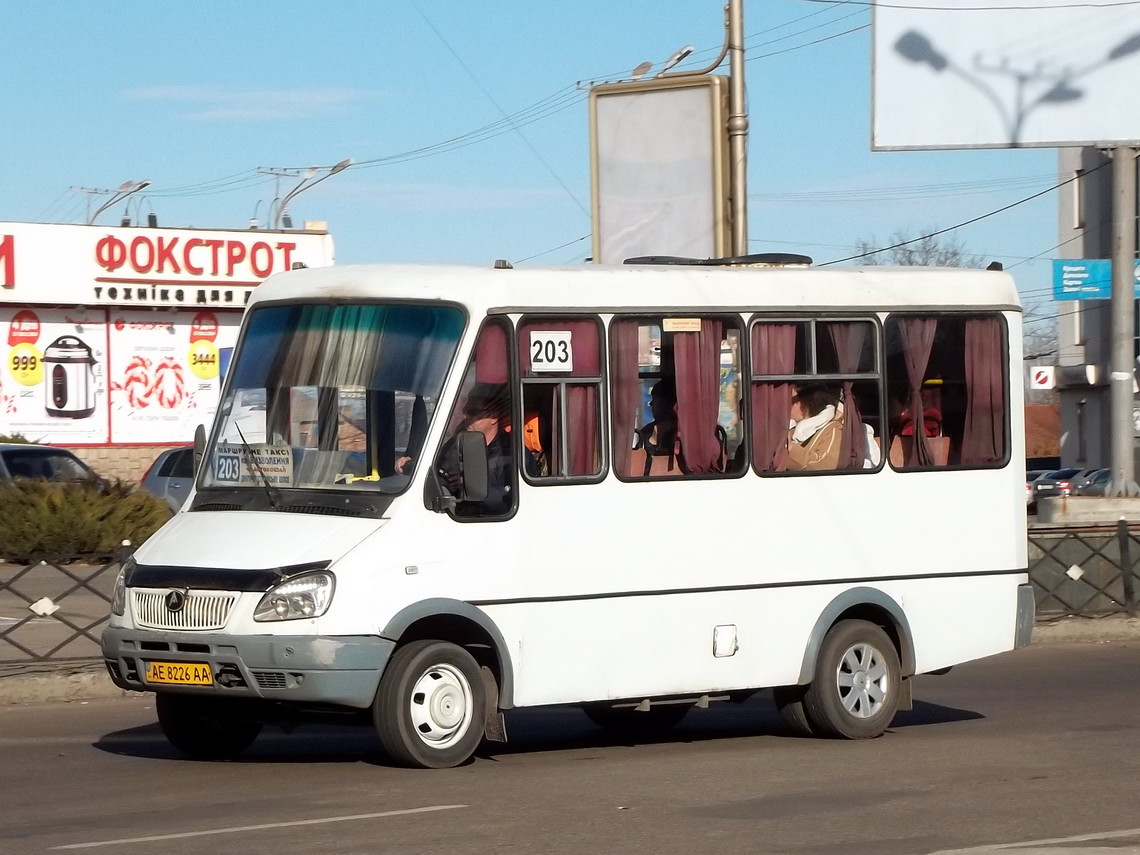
xmin=1 ymin=615 xmax=1137 ymax=707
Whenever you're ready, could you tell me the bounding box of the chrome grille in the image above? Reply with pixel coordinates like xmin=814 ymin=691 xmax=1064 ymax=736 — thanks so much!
xmin=132 ymin=589 xmax=237 ymax=631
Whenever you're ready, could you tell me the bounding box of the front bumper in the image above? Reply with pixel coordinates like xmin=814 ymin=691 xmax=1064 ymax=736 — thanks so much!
xmin=101 ymin=627 xmax=394 ymax=709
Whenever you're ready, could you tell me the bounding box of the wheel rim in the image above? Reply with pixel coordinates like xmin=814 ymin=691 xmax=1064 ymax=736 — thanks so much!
xmin=408 ymin=662 xmax=474 ymax=750
xmin=834 ymin=641 xmax=890 ymax=719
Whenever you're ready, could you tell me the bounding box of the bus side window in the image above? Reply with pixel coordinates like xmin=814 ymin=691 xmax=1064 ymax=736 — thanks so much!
xmin=885 ymin=313 xmax=1007 ymax=470
xmin=751 ymin=318 xmax=882 ymax=474
xmin=611 ymin=316 xmax=742 ymax=480
xmin=517 ymin=317 xmax=604 ymax=481
xmin=431 ymin=319 xmax=518 ymax=519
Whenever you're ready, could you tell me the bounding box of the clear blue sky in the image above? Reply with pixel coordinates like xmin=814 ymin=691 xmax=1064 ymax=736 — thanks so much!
xmin=2 ymin=1 xmax=1062 ymax=313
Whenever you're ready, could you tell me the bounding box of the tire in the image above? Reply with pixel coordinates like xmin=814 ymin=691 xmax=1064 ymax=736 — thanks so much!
xmin=155 ymin=694 xmax=262 ymax=760
xmin=373 ymin=640 xmax=486 ymax=769
xmin=771 ymin=685 xmax=815 ymax=736
xmin=583 ymin=702 xmax=690 ymax=735
xmin=802 ymin=619 xmax=901 ymax=739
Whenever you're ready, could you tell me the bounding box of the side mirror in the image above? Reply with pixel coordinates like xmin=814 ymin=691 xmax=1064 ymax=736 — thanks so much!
xmin=457 ymin=430 xmax=489 ymax=502
xmin=193 ymin=424 xmax=206 ymax=475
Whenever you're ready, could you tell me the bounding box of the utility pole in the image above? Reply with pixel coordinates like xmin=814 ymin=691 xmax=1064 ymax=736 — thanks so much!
xmin=727 ymin=0 xmax=748 ymax=256
xmin=1108 ymin=147 xmax=1140 ymax=496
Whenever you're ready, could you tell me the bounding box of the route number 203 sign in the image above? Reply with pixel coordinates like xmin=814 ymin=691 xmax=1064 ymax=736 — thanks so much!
xmin=529 ymin=330 xmax=572 ymax=372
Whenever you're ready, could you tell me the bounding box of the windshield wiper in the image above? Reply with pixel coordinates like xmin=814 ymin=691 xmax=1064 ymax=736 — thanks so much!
xmin=234 ymin=424 xmax=282 ymax=511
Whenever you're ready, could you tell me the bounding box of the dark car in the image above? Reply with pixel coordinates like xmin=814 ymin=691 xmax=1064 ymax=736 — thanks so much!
xmin=139 ymin=446 xmax=194 ymax=512
xmin=0 ymin=443 xmax=98 ymax=484
xmin=1075 ymin=468 xmax=1112 ymax=497
xmin=1033 ymin=467 xmax=1088 ymax=502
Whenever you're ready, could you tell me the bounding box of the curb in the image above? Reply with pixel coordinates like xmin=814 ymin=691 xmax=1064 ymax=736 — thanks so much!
xmin=0 ymin=617 xmax=1136 ymax=707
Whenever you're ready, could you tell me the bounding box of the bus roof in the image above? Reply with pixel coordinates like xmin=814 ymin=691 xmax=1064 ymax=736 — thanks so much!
xmin=249 ymin=262 xmax=1022 ymax=315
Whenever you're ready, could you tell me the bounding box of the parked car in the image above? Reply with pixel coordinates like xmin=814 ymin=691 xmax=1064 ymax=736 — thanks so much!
xmin=1026 ymin=469 xmax=1051 ymax=508
xmin=1032 ymin=467 xmax=1091 ymax=502
xmin=0 ymin=443 xmax=98 ymax=484
xmin=1069 ymin=467 xmax=1107 ymax=494
xmin=1075 ymin=468 xmax=1112 ymax=497
xmin=140 ymin=446 xmax=195 ymax=512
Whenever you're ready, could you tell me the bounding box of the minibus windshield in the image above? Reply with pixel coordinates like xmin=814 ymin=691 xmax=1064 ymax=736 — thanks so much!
xmin=199 ymin=302 xmax=465 ymax=497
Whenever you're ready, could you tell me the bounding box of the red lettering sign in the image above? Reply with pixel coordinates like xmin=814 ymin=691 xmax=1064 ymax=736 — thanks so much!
xmin=7 ymin=310 xmax=40 ymax=345
xmin=0 ymin=234 xmax=14 ymax=287
xmin=190 ymin=311 xmax=219 ymax=342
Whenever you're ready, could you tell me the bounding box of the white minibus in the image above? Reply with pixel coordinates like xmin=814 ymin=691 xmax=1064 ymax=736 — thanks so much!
xmin=103 ymin=256 xmax=1034 ymax=768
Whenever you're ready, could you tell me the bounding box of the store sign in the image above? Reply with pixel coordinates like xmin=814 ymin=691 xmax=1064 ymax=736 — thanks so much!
xmin=1029 ymin=366 xmax=1056 ymax=390
xmin=0 ymin=222 xmax=334 ymax=307
xmin=1053 ymin=259 xmax=1140 ymax=301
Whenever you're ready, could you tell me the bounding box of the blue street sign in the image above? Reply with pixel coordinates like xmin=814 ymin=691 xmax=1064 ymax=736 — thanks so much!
xmin=1053 ymin=259 xmax=1140 ymax=300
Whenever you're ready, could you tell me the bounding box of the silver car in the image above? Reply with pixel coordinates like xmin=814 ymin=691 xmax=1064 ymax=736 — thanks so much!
xmin=140 ymin=446 xmax=194 ymax=512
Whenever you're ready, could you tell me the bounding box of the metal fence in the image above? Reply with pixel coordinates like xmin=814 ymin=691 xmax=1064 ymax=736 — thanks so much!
xmin=0 ymin=554 xmax=122 ymax=666
xmin=1 ymin=527 xmax=1137 ymax=666
xmin=1028 ymin=521 xmax=1138 ymax=619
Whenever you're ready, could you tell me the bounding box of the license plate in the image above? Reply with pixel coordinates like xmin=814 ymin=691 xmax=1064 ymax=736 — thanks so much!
xmin=145 ymin=661 xmax=214 ymax=686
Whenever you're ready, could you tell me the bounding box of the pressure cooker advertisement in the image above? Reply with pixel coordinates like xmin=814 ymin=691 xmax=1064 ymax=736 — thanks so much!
xmin=1 ymin=307 xmax=238 ymax=445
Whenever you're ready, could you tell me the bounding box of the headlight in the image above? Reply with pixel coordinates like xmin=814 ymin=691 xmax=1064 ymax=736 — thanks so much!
xmin=254 ymin=572 xmax=335 ymax=622
xmin=110 ymin=559 xmax=134 ymax=616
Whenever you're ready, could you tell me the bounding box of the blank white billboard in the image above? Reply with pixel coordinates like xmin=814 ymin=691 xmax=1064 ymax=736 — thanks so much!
xmin=589 ymin=76 xmax=730 ymax=264
xmin=873 ymin=1 xmax=1140 ymax=150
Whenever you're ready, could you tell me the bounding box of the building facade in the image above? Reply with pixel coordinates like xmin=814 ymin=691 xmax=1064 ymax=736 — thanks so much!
xmin=1054 ymin=147 xmax=1136 ymax=470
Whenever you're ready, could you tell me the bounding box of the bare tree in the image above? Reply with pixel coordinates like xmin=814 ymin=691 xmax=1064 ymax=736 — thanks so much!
xmin=854 ymin=231 xmax=985 ymax=268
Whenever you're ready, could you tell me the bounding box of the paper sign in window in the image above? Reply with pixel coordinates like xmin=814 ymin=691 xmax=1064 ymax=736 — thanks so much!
xmin=529 ymin=330 xmax=573 ymax=373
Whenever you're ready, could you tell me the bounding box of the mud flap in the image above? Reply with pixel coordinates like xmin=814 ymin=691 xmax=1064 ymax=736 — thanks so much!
xmin=480 ymin=665 xmax=507 ymax=743
xmin=898 ymin=675 xmax=913 ymax=711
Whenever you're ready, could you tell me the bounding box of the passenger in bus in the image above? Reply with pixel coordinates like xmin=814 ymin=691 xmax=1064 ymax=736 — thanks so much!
xmin=632 ymin=378 xmax=684 ymax=476
xmin=438 ymin=384 xmax=514 ymax=515
xmin=786 ymin=382 xmax=844 ymax=471
xmin=522 ymin=410 xmax=550 ymax=477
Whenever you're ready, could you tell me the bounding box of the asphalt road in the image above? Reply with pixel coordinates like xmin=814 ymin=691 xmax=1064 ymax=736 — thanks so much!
xmin=0 ymin=640 xmax=1138 ymax=855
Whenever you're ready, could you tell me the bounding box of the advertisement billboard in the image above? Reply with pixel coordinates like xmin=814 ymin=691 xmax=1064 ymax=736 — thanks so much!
xmin=873 ymin=1 xmax=1140 ymax=150
xmin=589 ymin=76 xmax=730 ymax=264
xmin=1 ymin=307 xmax=241 ymax=445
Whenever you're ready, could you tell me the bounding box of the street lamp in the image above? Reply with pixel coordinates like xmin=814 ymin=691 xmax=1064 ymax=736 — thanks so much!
xmin=88 ymin=180 xmax=151 ymax=225
xmin=272 ymin=158 xmax=352 ymax=230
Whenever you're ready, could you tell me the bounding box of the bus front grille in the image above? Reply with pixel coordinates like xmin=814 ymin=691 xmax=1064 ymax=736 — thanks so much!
xmin=132 ymin=589 xmax=236 ymax=631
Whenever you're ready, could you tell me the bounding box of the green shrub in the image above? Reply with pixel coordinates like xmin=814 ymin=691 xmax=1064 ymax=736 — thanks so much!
xmin=0 ymin=479 xmax=171 ymax=560
xmin=0 ymin=433 xmax=32 ymax=444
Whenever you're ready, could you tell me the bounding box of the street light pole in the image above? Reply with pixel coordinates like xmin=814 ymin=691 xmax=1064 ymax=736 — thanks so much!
xmin=272 ymin=158 xmax=353 ymax=230
xmin=1108 ymin=147 xmax=1139 ymax=496
xmin=727 ymin=0 xmax=748 ymax=256
xmin=88 ymin=180 xmax=151 ymax=225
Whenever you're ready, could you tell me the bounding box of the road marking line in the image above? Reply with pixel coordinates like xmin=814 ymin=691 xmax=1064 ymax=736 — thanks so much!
xmin=50 ymin=804 xmax=468 ymax=850
xmin=927 ymin=826 xmax=1140 ymax=853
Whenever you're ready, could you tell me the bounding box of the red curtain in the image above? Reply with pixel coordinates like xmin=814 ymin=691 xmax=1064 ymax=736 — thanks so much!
xmin=567 ymin=385 xmax=599 ymax=475
xmin=475 ymin=322 xmax=509 ymax=384
xmin=751 ymin=324 xmax=797 ymax=472
xmin=673 ymin=320 xmax=724 ymax=474
xmin=898 ymin=317 xmax=938 ymax=466
xmin=610 ymin=321 xmax=641 ymax=478
xmin=827 ymin=322 xmax=868 ymax=470
xmin=961 ymin=316 xmax=1004 ymax=465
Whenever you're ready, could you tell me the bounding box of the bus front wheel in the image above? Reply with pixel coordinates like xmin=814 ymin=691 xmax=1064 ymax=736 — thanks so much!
xmin=373 ymin=640 xmax=486 ymax=768
xmin=801 ymin=619 xmax=901 ymax=739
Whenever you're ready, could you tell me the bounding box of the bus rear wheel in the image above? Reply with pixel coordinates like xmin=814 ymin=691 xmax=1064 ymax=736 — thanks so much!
xmin=373 ymin=640 xmax=486 ymax=769
xmin=156 ymin=694 xmax=262 ymax=759
xmin=802 ymin=619 xmax=901 ymax=739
